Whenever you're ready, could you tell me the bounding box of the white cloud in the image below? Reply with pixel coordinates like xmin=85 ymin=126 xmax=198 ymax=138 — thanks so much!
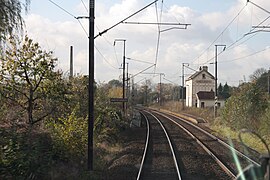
xmin=24 ymin=0 xmax=270 ymax=86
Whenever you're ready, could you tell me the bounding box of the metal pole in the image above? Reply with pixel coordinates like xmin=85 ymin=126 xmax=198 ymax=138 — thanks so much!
xmin=182 ymin=64 xmax=184 ymax=110
xmin=214 ymin=45 xmax=225 ymax=118
xmin=181 ymin=63 xmax=189 ymax=110
xmin=126 ymin=62 xmax=129 ymax=110
xmin=145 ymin=80 xmax=148 ymax=105
xmin=214 ymin=45 xmax=217 ymax=119
xmin=122 ymin=40 xmax=126 ymax=114
xmin=159 ymin=73 xmax=162 ymax=106
xmin=88 ymin=0 xmax=95 ymax=171
xmin=268 ymin=69 xmax=270 ymax=94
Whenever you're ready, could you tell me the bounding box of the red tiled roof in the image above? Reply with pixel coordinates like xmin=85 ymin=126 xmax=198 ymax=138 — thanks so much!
xmin=196 ymin=91 xmax=215 ymax=100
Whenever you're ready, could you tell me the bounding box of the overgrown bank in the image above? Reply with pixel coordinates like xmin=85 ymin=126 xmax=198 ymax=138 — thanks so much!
xmin=0 ymin=36 xmax=131 ymax=179
xmin=158 ymin=96 xmax=270 ymax=155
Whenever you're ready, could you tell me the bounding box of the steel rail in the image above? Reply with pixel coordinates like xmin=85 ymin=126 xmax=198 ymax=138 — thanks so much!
xmin=160 ymin=111 xmax=260 ymax=167
xmin=145 ymin=111 xmax=182 ymax=179
xmin=155 ymin=112 xmax=236 ymax=178
xmin=136 ymin=112 xmax=150 ymax=180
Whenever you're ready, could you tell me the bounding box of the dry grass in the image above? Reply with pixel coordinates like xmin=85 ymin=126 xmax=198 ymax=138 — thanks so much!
xmin=155 ymin=101 xmax=270 ymax=154
xmin=160 ymin=101 xmax=214 ymax=123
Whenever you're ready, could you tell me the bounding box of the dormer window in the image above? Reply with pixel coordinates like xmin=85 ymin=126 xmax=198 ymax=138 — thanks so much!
xmin=202 ymin=74 xmax=206 ymax=79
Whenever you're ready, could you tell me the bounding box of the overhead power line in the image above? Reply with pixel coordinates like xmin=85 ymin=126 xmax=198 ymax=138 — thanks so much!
xmin=130 ymin=64 xmax=156 ymax=79
xmin=197 ymin=15 xmax=270 ymax=66
xmin=126 ymin=57 xmax=155 ymax=64
xmin=247 ymin=0 xmax=270 ymax=15
xmin=48 ymin=0 xmax=89 ymax=37
xmin=219 ymin=47 xmax=270 ymax=63
xmin=80 ymin=0 xmax=88 ymax=13
xmin=123 ymin=22 xmax=191 ymax=26
xmin=94 ymin=0 xmax=159 ymax=39
xmin=163 ymin=77 xmax=177 ymax=85
xmin=154 ymin=1 xmax=162 ymax=73
xmin=48 ymin=0 xmax=76 ymax=18
xmin=95 ymin=46 xmax=118 ymax=70
xmin=191 ymin=4 xmax=247 ymax=65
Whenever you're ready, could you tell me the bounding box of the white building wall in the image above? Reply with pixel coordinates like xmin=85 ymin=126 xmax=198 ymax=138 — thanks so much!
xmin=185 ymin=70 xmax=215 ymax=108
xmin=217 ymin=100 xmax=225 ymax=107
xmin=197 ymin=99 xmax=225 ymax=108
xmin=197 ymin=100 xmax=215 ymax=108
xmin=186 ymin=80 xmax=193 ymax=107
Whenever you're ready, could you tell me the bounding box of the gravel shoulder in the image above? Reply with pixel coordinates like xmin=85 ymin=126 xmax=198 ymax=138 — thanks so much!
xmin=103 ymin=123 xmax=146 ymax=180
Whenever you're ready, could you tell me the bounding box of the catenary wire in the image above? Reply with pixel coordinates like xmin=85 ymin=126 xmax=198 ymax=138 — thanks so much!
xmin=48 ymin=0 xmax=89 ymax=38
xmin=154 ymin=1 xmax=162 ymax=74
xmin=48 ymin=0 xmax=76 ymax=18
xmin=126 ymin=57 xmax=155 ymax=65
xmin=77 ymin=20 xmax=88 ymax=37
xmin=190 ymin=4 xmax=247 ymax=65
xmin=219 ymin=47 xmax=270 ymax=63
xmin=95 ymin=45 xmax=119 ymax=70
xmin=95 ymin=25 xmax=121 ymax=67
xmin=80 ymin=0 xmax=88 ymax=13
xmin=198 ymin=15 xmax=270 ymax=66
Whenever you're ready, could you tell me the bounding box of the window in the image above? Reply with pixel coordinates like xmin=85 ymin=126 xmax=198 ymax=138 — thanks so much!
xmin=202 ymin=74 xmax=206 ymax=79
xmin=201 ymin=102 xmax=205 ymax=108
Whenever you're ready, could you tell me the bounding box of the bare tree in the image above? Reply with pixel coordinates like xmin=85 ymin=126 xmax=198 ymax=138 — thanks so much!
xmin=249 ymin=68 xmax=267 ymax=82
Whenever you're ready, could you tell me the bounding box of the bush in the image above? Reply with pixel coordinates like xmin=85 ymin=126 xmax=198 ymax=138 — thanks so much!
xmin=1 ymin=128 xmax=54 ymax=179
xmin=46 ymin=105 xmax=88 ymax=160
xmin=259 ymin=106 xmax=270 ymax=137
xmin=221 ymin=83 xmax=268 ymax=131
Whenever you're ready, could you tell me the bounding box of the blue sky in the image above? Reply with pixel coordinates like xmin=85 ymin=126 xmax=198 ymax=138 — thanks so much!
xmin=24 ymin=0 xmax=270 ymax=86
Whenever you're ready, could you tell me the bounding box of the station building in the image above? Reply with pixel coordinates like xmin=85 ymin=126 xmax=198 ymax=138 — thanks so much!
xmin=185 ymin=66 xmax=225 ymax=108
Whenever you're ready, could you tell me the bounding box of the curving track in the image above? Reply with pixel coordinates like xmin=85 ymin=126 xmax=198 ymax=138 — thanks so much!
xmin=136 ymin=109 xmax=259 ymax=180
xmin=137 ymin=111 xmax=181 ymax=180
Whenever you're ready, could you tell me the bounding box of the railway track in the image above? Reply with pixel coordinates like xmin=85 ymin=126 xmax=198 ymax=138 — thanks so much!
xmin=137 ymin=111 xmax=181 ymax=179
xmin=137 ymin=109 xmax=259 ymax=180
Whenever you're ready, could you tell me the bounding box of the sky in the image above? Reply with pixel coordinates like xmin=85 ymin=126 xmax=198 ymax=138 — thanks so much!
xmin=23 ymin=0 xmax=270 ymax=86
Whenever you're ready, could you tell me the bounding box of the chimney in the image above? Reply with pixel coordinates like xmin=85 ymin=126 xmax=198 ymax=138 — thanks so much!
xmin=70 ymin=46 xmax=73 ymax=79
xmin=202 ymin=66 xmax=208 ymax=72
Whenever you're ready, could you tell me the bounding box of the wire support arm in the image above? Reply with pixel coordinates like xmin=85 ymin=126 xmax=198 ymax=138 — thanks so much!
xmin=94 ymin=0 xmax=158 ymax=39
xmin=130 ymin=64 xmax=156 ymax=79
xmin=122 ymin=22 xmax=191 ymax=26
xmin=247 ymin=0 xmax=270 ymax=15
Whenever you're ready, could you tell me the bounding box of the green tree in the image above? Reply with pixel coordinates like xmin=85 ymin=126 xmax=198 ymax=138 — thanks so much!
xmin=222 ymin=82 xmax=231 ymax=99
xmin=218 ymin=83 xmax=223 ymax=97
xmin=0 ymin=36 xmax=62 ymax=125
xmin=0 ymin=0 xmax=30 ymax=41
xmin=256 ymin=70 xmax=270 ymax=92
xmin=222 ymin=82 xmax=268 ymax=131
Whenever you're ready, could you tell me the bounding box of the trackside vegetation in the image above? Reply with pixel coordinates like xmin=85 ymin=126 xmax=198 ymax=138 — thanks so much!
xmin=0 ymin=36 xmax=126 ymax=179
xmin=159 ymin=69 xmax=270 ymax=154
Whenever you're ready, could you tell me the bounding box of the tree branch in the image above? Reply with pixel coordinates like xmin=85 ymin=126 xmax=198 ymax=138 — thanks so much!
xmin=12 ymin=85 xmax=29 ymax=99
xmin=31 ymin=109 xmax=54 ymax=125
xmin=0 ymin=91 xmax=26 ymax=110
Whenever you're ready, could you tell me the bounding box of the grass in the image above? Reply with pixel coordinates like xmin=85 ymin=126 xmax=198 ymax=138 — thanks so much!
xmin=154 ymin=100 xmax=270 ymax=155
xmin=211 ymin=123 xmax=269 ymax=154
